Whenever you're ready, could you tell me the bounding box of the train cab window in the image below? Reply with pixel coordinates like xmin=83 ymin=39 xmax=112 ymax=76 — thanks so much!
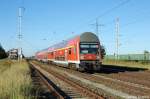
xmin=80 ymin=43 xmax=99 ymax=54
xmin=81 ymin=50 xmax=88 ymax=54
xmin=69 ymin=48 xmax=71 ymax=54
xmin=90 ymin=45 xmax=99 ymax=48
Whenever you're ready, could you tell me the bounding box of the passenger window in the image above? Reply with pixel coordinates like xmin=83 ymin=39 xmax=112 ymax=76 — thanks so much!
xmin=74 ymin=47 xmax=76 ymax=54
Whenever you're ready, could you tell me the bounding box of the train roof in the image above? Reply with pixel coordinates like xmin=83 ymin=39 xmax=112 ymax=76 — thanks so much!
xmin=80 ymin=32 xmax=99 ymax=42
xmin=37 ymin=32 xmax=99 ymax=53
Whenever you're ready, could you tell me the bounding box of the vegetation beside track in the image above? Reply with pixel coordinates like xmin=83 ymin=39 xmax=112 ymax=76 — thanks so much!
xmin=103 ymin=60 xmax=150 ymax=69
xmin=0 ymin=59 xmax=12 ymax=72
xmin=0 ymin=59 xmax=33 ymax=99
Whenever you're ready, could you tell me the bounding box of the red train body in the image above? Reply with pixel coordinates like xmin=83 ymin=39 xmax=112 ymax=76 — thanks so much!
xmin=35 ymin=32 xmax=102 ymax=71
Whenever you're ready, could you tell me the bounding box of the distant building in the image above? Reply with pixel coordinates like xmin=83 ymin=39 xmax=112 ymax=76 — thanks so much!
xmin=8 ymin=49 xmax=18 ymax=59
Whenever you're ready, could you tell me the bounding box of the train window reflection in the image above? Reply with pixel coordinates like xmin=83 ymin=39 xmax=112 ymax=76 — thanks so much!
xmin=81 ymin=50 xmax=88 ymax=54
xmin=90 ymin=45 xmax=98 ymax=48
xmin=80 ymin=45 xmax=90 ymax=48
xmin=80 ymin=48 xmax=98 ymax=54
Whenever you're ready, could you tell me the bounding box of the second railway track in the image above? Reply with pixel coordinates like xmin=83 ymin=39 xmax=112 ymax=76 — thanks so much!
xmin=30 ymin=60 xmax=150 ymax=99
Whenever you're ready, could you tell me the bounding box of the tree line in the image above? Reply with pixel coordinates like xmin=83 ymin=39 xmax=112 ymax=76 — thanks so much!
xmin=0 ymin=44 xmax=7 ymax=59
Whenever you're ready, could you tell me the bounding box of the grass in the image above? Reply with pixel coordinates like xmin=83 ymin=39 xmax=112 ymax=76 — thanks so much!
xmin=103 ymin=60 xmax=150 ymax=69
xmin=0 ymin=59 xmax=13 ymax=72
xmin=0 ymin=59 xmax=33 ymax=99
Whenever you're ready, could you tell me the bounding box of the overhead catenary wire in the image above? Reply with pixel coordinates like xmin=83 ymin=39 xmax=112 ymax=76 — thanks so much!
xmin=103 ymin=12 xmax=150 ymax=35
xmin=88 ymin=0 xmax=130 ymax=24
xmin=73 ymin=0 xmax=130 ymax=33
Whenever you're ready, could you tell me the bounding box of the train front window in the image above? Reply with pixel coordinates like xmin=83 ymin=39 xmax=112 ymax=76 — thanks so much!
xmin=80 ymin=44 xmax=99 ymax=54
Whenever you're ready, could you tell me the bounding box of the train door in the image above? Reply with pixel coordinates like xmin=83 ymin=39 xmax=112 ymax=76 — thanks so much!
xmin=65 ymin=49 xmax=68 ymax=61
xmin=67 ymin=47 xmax=77 ymax=61
xmin=73 ymin=47 xmax=77 ymax=61
xmin=68 ymin=48 xmax=72 ymax=60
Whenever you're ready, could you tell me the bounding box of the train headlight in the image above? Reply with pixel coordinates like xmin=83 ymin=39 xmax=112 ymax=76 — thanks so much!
xmin=80 ymin=55 xmax=84 ymax=59
xmin=96 ymin=56 xmax=100 ymax=59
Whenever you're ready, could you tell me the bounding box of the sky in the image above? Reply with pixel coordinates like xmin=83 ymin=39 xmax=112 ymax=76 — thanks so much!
xmin=0 ymin=0 xmax=150 ymax=56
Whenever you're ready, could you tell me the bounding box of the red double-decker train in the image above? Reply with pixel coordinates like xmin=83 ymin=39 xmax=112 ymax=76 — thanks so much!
xmin=35 ymin=32 xmax=102 ymax=71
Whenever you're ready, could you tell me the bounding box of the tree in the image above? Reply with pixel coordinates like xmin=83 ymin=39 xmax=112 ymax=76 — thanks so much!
xmin=100 ymin=45 xmax=106 ymax=59
xmin=0 ymin=44 xmax=7 ymax=59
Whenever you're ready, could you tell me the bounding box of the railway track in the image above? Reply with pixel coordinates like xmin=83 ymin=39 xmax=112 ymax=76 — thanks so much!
xmin=29 ymin=61 xmax=104 ymax=99
xmin=93 ymin=74 xmax=150 ymax=90
xmin=97 ymin=66 xmax=150 ymax=89
xmin=31 ymin=61 xmax=150 ymax=98
xmin=30 ymin=63 xmax=66 ymax=99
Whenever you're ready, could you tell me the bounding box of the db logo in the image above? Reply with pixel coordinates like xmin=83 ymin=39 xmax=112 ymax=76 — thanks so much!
xmin=88 ymin=56 xmax=92 ymax=59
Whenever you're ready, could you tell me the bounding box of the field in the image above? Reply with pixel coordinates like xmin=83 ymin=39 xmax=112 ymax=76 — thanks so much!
xmin=103 ymin=60 xmax=150 ymax=69
xmin=0 ymin=59 xmax=33 ymax=99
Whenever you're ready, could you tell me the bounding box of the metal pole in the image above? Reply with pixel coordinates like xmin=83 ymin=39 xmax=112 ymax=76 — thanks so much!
xmin=18 ymin=7 xmax=24 ymax=61
xmin=91 ymin=18 xmax=104 ymax=38
xmin=116 ymin=17 xmax=119 ymax=60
